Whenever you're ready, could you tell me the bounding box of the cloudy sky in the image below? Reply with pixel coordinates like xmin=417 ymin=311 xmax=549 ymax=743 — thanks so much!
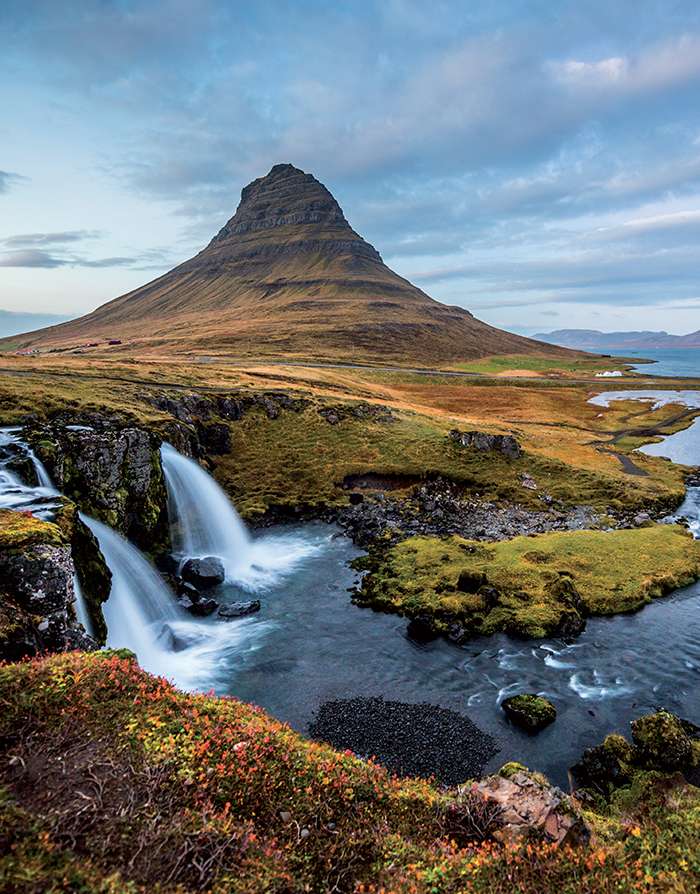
xmin=2 ymin=0 xmax=700 ymax=335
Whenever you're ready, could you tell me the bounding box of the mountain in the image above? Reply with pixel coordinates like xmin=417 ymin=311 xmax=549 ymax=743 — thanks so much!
xmin=7 ymin=164 xmax=572 ymax=364
xmin=535 ymin=329 xmax=700 ymax=351
xmin=0 ymin=310 xmax=71 ymax=338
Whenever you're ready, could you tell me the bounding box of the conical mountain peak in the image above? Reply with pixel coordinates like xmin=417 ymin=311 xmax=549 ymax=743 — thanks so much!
xmin=209 ymin=163 xmax=352 ymax=245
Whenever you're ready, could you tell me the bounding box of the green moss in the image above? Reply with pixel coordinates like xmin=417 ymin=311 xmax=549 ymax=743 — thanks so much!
xmin=357 ymin=525 xmax=700 ymax=639
xmin=0 ymin=509 xmax=66 ymax=550
xmin=631 ymin=711 xmax=694 ymax=770
xmin=502 ymin=694 xmax=557 ymax=732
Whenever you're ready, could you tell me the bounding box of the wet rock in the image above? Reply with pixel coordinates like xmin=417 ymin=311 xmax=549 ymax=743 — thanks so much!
xmin=501 ymin=694 xmax=557 ymax=733
xmin=187 ymin=597 xmax=219 ymax=617
xmin=181 ymin=556 xmax=225 ymax=589
xmin=406 ymin=615 xmax=439 ymax=643
xmin=473 ymin=767 xmax=590 ymax=847
xmin=155 ymin=552 xmax=180 ymax=575
xmin=218 ymin=600 xmax=261 ymax=619
xmin=0 ymin=510 xmax=97 ymax=660
xmin=176 ymin=580 xmax=201 ymax=601
xmin=449 ymin=429 xmax=522 ymax=459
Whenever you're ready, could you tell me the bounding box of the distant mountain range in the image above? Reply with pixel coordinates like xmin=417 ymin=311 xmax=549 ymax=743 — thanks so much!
xmin=2 ymin=164 xmax=571 ymax=364
xmin=534 ymin=329 xmax=700 ymax=351
xmin=0 ymin=310 xmax=71 ymax=339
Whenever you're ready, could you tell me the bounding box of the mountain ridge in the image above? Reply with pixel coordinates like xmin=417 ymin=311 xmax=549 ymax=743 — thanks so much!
xmin=5 ymin=164 xmax=574 ymax=364
xmin=535 ymin=328 xmax=700 ymax=351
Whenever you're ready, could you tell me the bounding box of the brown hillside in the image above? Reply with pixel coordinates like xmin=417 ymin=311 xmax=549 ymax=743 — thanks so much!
xmin=7 ymin=164 xmax=574 ymax=364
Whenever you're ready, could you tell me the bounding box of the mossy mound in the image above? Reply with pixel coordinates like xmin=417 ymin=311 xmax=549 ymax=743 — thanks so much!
xmin=0 ymin=508 xmax=65 ymax=550
xmin=631 ymin=711 xmax=696 ymax=771
xmin=356 ymin=525 xmax=700 ymax=640
xmin=502 ymin=694 xmax=557 ymax=733
xmin=571 ymin=710 xmax=700 ymax=802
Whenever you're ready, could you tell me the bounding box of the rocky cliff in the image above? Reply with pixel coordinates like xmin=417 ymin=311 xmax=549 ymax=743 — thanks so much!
xmin=26 ymin=413 xmax=168 ymax=551
xmin=0 ymin=509 xmax=97 ymax=660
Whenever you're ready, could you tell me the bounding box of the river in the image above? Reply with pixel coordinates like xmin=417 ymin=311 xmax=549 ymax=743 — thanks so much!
xmin=1 ymin=401 xmax=698 ymax=788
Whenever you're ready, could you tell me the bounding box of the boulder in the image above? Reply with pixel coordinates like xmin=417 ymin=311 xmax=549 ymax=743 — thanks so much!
xmin=472 ymin=767 xmax=590 ymax=847
xmin=181 ymin=556 xmax=225 ymax=589
xmin=502 ymin=694 xmax=557 ymax=733
xmin=187 ymin=597 xmax=219 ymax=617
xmin=406 ymin=615 xmax=439 ymax=643
xmin=449 ymin=429 xmax=522 ymax=459
xmin=218 ymin=600 xmax=261 ymax=619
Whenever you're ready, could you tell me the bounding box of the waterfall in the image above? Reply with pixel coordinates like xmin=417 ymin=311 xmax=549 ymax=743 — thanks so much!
xmin=160 ymin=443 xmax=322 ymax=590
xmin=72 ymin=574 xmax=94 ymax=637
xmin=161 ymin=444 xmax=251 ymax=575
xmin=81 ymin=515 xmax=181 ymax=676
xmin=81 ymin=512 xmax=267 ymax=691
xmin=27 ymin=447 xmax=54 ymax=488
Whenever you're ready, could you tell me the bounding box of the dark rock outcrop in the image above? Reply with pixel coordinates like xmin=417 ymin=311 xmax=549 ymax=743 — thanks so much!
xmin=26 ymin=413 xmax=167 ymax=550
xmin=337 ymin=476 xmax=593 ymax=548
xmin=449 ymin=429 xmax=522 ymax=459
xmin=0 ymin=509 xmax=96 ymax=660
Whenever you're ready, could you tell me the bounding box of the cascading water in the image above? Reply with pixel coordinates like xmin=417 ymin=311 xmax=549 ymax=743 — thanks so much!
xmin=160 ymin=443 xmax=321 ymax=589
xmin=161 ymin=443 xmax=251 ymax=575
xmin=80 ymin=513 xmax=262 ymax=690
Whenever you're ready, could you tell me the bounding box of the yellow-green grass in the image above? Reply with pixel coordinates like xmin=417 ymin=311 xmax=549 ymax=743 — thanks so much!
xmin=358 ymin=525 xmax=700 ymax=638
xmin=450 ymin=353 xmax=625 ymax=376
xmin=211 ymin=403 xmax=685 ymax=519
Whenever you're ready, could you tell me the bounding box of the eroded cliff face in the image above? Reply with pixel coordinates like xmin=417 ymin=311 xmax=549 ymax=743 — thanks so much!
xmin=0 ymin=509 xmax=97 ymax=661
xmin=25 ymin=413 xmax=168 ymax=551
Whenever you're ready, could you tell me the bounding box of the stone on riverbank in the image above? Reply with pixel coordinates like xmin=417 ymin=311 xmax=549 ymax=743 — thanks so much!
xmin=308 ymin=695 xmax=499 ymax=784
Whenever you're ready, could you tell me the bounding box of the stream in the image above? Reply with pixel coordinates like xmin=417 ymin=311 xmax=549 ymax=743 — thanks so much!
xmin=0 ymin=393 xmax=698 ymax=788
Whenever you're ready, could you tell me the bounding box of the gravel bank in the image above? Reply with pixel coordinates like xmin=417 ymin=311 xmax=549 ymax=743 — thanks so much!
xmin=308 ymin=696 xmax=499 ymax=785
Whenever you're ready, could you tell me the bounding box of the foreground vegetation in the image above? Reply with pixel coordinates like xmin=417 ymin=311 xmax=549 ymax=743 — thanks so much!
xmin=356 ymin=525 xmax=700 ymax=638
xmin=0 ymin=651 xmax=698 ymax=893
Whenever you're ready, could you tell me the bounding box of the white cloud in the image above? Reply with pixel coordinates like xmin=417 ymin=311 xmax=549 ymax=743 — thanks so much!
xmin=550 ymin=34 xmax=700 ymax=95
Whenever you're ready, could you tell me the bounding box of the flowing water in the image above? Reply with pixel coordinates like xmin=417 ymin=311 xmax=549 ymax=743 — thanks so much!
xmin=2 ymin=409 xmax=700 ymax=786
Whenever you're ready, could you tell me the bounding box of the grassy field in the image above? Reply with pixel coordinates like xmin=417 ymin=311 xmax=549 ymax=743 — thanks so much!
xmin=357 ymin=525 xmax=700 ymax=638
xmin=450 ymin=353 xmax=627 ymax=377
xmin=0 ymin=353 xmax=694 ymax=523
